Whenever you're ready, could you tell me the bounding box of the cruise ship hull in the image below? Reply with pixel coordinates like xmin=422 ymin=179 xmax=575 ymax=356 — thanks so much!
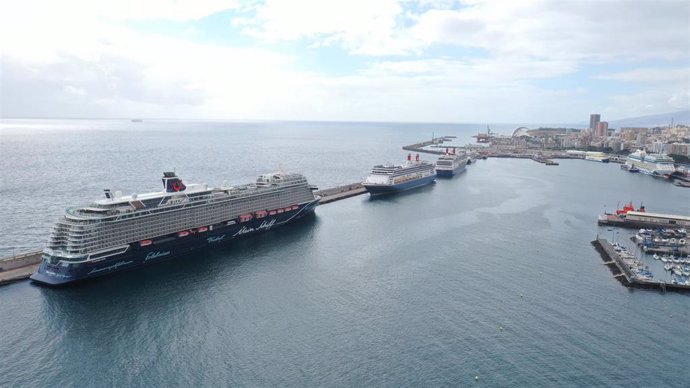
xmin=436 ymin=164 xmax=466 ymax=177
xmin=30 ymin=199 xmax=320 ymax=286
xmin=363 ymin=174 xmax=436 ymax=196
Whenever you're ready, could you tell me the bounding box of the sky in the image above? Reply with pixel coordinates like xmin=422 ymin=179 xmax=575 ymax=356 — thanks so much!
xmin=0 ymin=0 xmax=688 ymax=123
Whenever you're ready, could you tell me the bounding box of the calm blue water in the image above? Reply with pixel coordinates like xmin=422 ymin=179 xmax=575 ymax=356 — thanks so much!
xmin=1 ymin=119 xmax=689 ymax=387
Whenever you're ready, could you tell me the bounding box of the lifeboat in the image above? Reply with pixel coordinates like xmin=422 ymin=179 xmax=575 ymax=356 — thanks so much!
xmin=277 ymin=209 xmax=284 ymax=214
xmin=269 ymin=210 xmax=277 ymax=216
xmin=291 ymin=205 xmax=299 ymax=210
xmin=284 ymin=207 xmax=292 ymax=212
xmin=177 ymin=231 xmax=190 ymax=237
xmin=197 ymin=226 xmax=209 ymax=233
xmin=255 ymin=210 xmax=268 ymax=218
xmin=139 ymin=240 xmax=152 ymax=247
xmin=239 ymin=214 xmax=253 ymax=222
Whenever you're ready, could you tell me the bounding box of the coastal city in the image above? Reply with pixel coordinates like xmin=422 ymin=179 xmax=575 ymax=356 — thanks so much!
xmin=474 ymin=113 xmax=690 ymax=160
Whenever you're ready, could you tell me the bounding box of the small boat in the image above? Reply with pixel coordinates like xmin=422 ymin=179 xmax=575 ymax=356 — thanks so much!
xmin=177 ymin=231 xmax=189 ymax=237
xmin=255 ymin=210 xmax=268 ymax=219
xmin=140 ymin=240 xmax=152 ymax=247
xmin=664 ymin=264 xmax=673 ymax=271
xmin=653 ymin=254 xmax=660 ymax=260
xmin=197 ymin=226 xmax=209 ymax=233
xmin=239 ymin=214 xmax=253 ymax=222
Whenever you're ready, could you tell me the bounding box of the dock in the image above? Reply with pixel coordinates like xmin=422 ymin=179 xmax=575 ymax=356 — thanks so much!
xmin=598 ymin=211 xmax=690 ymax=230
xmin=0 ymin=251 xmax=41 ymax=286
xmin=402 ymin=136 xmax=457 ymax=155
xmin=591 ymin=238 xmax=690 ymax=292
xmin=315 ymin=183 xmax=367 ymax=204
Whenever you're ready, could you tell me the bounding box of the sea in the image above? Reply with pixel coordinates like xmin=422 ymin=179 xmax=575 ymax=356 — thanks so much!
xmin=0 ymin=119 xmax=689 ymax=387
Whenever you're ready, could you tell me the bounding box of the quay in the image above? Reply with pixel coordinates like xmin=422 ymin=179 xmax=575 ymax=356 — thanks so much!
xmin=315 ymin=183 xmax=366 ymax=204
xmin=598 ymin=211 xmax=690 ymax=230
xmin=402 ymin=136 xmax=457 ymax=155
xmin=0 ymin=251 xmax=42 ymax=286
xmin=591 ymin=238 xmax=690 ymax=292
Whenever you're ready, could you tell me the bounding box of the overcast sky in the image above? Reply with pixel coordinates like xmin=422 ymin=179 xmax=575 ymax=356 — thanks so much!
xmin=0 ymin=0 xmax=688 ymax=123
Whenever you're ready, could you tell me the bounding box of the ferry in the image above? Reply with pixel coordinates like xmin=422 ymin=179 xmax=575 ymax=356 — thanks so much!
xmin=625 ymin=150 xmax=675 ymax=177
xmin=435 ymin=149 xmax=467 ymax=177
xmin=363 ymin=154 xmax=436 ymax=196
xmin=30 ymin=171 xmax=321 ymax=286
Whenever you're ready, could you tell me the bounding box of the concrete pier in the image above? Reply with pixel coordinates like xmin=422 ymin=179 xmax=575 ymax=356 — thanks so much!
xmin=591 ymin=238 xmax=690 ymax=292
xmin=0 ymin=251 xmax=41 ymax=286
xmin=315 ymin=183 xmax=366 ymax=204
xmin=402 ymin=136 xmax=456 ymax=155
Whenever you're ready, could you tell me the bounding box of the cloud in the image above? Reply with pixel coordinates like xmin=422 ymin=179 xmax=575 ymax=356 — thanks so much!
xmin=0 ymin=0 xmax=688 ymax=122
xmin=238 ymin=0 xmax=415 ymax=55
xmin=594 ymin=67 xmax=690 ymax=84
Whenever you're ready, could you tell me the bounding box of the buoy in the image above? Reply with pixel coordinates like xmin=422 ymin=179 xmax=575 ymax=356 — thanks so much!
xmin=475 ymin=376 xmax=479 ymax=381
xmin=499 ymin=325 xmax=504 ymax=331
xmin=520 ymin=293 xmax=523 ymax=298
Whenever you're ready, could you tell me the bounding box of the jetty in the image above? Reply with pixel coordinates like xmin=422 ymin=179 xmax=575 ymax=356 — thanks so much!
xmin=315 ymin=183 xmax=366 ymax=204
xmin=591 ymin=238 xmax=690 ymax=292
xmin=0 ymin=251 xmax=42 ymax=286
xmin=598 ymin=211 xmax=690 ymax=229
xmin=402 ymin=136 xmax=457 ymax=155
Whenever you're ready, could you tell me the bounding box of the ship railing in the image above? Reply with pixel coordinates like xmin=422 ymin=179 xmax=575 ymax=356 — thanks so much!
xmin=80 ymin=194 xmax=315 ymax=250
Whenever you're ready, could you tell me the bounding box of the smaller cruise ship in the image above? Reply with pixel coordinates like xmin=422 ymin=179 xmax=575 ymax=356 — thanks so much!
xmin=435 ymin=149 xmax=467 ymax=177
xmin=626 ymin=150 xmax=675 ymax=177
xmin=363 ymin=154 xmax=436 ymax=195
xmin=584 ymin=152 xmax=610 ymax=163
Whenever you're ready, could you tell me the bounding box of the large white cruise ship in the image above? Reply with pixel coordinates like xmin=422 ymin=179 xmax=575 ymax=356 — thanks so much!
xmin=31 ymin=171 xmax=320 ymax=286
xmin=363 ymin=154 xmax=436 ymax=195
xmin=626 ymin=150 xmax=675 ymax=177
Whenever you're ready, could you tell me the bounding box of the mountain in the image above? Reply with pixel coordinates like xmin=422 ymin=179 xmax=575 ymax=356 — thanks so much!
xmin=608 ymin=110 xmax=690 ymax=128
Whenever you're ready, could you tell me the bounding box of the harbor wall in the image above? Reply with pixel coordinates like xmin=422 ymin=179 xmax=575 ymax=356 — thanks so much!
xmin=0 ymin=251 xmax=42 ymax=286
xmin=0 ymin=251 xmax=42 ymax=271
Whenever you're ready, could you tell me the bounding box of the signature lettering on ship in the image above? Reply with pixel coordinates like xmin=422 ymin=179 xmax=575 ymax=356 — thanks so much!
xmin=233 ymin=219 xmax=276 ymax=237
xmin=145 ymin=251 xmax=171 ymax=261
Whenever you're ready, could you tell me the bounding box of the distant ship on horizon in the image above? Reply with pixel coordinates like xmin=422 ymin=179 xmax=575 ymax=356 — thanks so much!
xmin=363 ymin=154 xmax=436 ymax=196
